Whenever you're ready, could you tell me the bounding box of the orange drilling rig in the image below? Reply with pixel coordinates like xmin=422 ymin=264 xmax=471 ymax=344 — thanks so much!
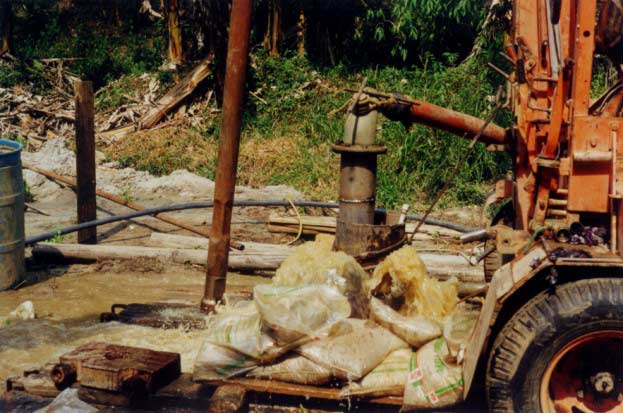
xmin=340 ymin=0 xmax=623 ymax=411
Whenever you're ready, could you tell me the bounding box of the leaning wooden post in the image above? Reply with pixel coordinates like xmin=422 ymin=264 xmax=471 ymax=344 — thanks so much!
xmin=201 ymin=0 xmax=252 ymax=313
xmin=74 ymin=80 xmax=97 ymax=244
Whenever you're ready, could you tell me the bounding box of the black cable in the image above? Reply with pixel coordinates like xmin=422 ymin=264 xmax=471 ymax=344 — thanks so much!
xmin=25 ymin=200 xmax=477 ymax=245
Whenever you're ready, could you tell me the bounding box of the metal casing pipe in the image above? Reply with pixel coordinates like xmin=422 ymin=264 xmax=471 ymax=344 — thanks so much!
xmin=0 ymin=139 xmax=25 ymax=290
xmin=408 ymin=101 xmax=507 ymax=144
xmin=202 ymin=0 xmax=252 ymax=312
xmin=338 ymin=152 xmax=377 ymax=226
xmin=334 ymin=108 xmax=394 ymax=255
xmin=336 ymin=110 xmax=381 ymax=228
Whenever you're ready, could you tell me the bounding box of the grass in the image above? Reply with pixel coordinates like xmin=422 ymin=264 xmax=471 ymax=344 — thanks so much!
xmin=104 ymin=53 xmax=512 ymax=210
xmin=106 ymin=126 xmax=339 ymax=200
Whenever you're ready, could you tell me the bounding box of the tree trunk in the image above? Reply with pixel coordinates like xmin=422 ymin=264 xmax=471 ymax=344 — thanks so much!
xmin=269 ymin=0 xmax=282 ymax=57
xmin=33 ymin=243 xmax=290 ymax=271
xmin=0 ymin=0 xmax=11 ymax=55
xmin=262 ymin=1 xmax=271 ymax=51
xmin=167 ymin=0 xmax=183 ymax=66
xmin=297 ymin=2 xmax=306 ymax=56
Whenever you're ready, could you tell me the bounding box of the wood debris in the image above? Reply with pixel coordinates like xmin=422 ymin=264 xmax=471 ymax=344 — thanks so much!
xmin=0 ymin=55 xmax=217 ymax=148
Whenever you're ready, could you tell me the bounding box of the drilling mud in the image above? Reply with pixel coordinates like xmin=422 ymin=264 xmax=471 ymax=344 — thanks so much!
xmin=0 ymin=264 xmax=270 ymax=394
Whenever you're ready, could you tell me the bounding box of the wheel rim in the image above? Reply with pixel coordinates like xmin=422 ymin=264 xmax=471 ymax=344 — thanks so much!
xmin=540 ymin=331 xmax=623 ymax=413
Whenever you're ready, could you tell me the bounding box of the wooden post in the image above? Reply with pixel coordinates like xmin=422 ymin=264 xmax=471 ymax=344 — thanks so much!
xmin=167 ymin=0 xmax=183 ymax=66
xmin=74 ymin=80 xmax=97 ymax=244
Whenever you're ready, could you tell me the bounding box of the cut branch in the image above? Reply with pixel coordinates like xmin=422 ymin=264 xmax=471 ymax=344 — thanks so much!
xmin=139 ymin=56 xmax=213 ymax=129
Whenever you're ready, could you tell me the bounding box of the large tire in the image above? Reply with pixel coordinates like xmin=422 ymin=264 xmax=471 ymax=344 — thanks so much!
xmin=486 ymin=278 xmax=623 ymax=412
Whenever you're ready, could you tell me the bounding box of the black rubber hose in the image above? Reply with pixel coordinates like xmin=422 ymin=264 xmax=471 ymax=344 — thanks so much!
xmin=25 ymin=200 xmax=477 ymax=245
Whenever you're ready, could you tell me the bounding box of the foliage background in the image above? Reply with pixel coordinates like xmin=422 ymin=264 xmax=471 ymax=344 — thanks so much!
xmin=1 ymin=0 xmax=514 ymax=210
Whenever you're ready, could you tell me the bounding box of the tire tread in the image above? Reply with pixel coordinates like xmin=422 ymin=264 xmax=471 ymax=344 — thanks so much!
xmin=487 ymin=278 xmax=623 ymax=412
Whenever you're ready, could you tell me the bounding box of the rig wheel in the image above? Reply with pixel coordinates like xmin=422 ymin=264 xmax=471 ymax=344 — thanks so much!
xmin=486 ymin=278 xmax=623 ymax=413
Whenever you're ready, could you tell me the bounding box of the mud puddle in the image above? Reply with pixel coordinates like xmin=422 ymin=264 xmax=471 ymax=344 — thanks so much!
xmin=0 ymin=263 xmax=270 ymax=394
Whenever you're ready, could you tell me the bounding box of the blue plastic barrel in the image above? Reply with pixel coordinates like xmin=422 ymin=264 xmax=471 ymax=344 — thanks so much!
xmin=0 ymin=139 xmax=25 ymax=290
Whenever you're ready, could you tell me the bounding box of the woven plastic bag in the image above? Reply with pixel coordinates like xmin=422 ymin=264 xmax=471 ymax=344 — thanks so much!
xmin=369 ymin=297 xmax=441 ymax=347
xmin=193 ymin=340 xmax=257 ymax=381
xmin=273 ymin=235 xmax=370 ymax=317
xmin=340 ymin=348 xmax=411 ymax=397
xmin=203 ymin=301 xmax=286 ymax=361
xmin=247 ymin=355 xmax=332 ymax=385
xmin=34 ymin=388 xmax=98 ymax=413
xmin=403 ymin=337 xmax=464 ymax=409
xmin=443 ymin=300 xmax=481 ymax=363
xmin=297 ymin=318 xmax=408 ymax=381
xmin=367 ymin=245 xmax=459 ymax=321
xmin=254 ymin=284 xmax=351 ymax=344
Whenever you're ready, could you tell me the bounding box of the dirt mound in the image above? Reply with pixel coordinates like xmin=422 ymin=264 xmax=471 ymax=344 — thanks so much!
xmin=23 ymin=138 xmax=303 ymax=205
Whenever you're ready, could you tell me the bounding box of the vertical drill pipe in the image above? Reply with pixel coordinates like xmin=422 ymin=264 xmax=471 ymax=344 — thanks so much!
xmin=74 ymin=80 xmax=97 ymax=244
xmin=201 ymin=0 xmax=252 ymax=312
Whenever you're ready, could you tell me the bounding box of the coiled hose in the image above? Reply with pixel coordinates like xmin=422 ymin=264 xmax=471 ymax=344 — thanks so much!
xmin=25 ymin=200 xmax=478 ymax=246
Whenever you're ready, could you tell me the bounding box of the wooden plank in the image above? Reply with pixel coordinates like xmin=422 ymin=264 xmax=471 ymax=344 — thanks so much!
xmin=267 ymin=213 xmax=462 ymax=238
xmin=74 ymin=80 xmax=97 ymax=244
xmin=462 ymin=274 xmax=499 ymax=398
xmin=210 ymin=378 xmax=403 ymax=406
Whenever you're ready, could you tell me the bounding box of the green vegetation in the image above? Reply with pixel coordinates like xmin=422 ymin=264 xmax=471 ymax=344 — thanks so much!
xmin=108 ymin=53 xmax=511 ymax=208
xmin=49 ymin=225 xmax=65 ymax=244
xmin=3 ymin=0 xmax=514 ymax=210
xmin=241 ymin=52 xmax=512 ymax=207
xmin=359 ymin=0 xmax=485 ymax=62
xmin=11 ymin=3 xmax=164 ymax=88
xmin=23 ymin=181 xmax=33 ymax=203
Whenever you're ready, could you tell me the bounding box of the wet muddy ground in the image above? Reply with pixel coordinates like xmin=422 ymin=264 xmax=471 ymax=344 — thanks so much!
xmin=0 ymin=262 xmax=270 ymax=388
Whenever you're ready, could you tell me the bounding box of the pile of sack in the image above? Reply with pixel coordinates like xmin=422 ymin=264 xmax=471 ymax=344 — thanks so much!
xmin=194 ymin=236 xmax=481 ymax=409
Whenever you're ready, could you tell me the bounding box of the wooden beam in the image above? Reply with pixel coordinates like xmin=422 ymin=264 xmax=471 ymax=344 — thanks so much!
xmin=31 ymin=241 xmax=486 ymax=295
xmin=266 ymin=213 xmax=462 ymax=239
xmin=208 ymin=378 xmax=403 ymax=406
